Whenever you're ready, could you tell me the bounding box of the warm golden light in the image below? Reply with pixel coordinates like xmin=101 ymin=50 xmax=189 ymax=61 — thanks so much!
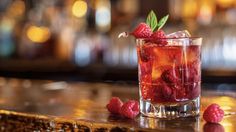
xmin=221 ymin=106 xmax=232 ymax=110
xmin=73 ymin=99 xmax=93 ymax=117
xmin=198 ymin=3 xmax=213 ymax=24
xmin=72 ymin=0 xmax=88 ymax=18
xmin=27 ymin=26 xmax=51 ymax=43
xmin=221 ymin=120 xmax=233 ymax=132
xmin=7 ymin=0 xmax=25 ymax=17
xmin=182 ymin=0 xmax=198 ymax=18
xmin=217 ymin=0 xmax=234 ymax=8
xmin=148 ymin=118 xmax=157 ymax=129
xmin=74 ymin=109 xmax=86 ymax=117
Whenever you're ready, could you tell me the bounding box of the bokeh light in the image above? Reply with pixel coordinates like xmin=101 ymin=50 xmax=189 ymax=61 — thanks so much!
xmin=72 ymin=0 xmax=88 ymax=18
xmin=217 ymin=0 xmax=234 ymax=8
xmin=26 ymin=26 xmax=51 ymax=43
xmin=182 ymin=0 xmax=198 ymax=18
xmin=197 ymin=2 xmax=214 ymax=25
xmin=95 ymin=0 xmax=111 ymax=32
xmin=7 ymin=0 xmax=25 ymax=18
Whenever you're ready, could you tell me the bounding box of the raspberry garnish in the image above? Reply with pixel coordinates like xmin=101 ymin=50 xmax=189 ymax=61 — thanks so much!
xmin=149 ymin=30 xmax=168 ymax=45
xmin=106 ymin=97 xmax=123 ymax=114
xmin=120 ymin=100 xmax=139 ymax=119
xmin=203 ymin=104 xmax=224 ymax=123
xmin=119 ymin=10 xmax=169 ymax=42
xmin=131 ymin=23 xmax=152 ymax=38
xmin=151 ymin=30 xmax=166 ymax=39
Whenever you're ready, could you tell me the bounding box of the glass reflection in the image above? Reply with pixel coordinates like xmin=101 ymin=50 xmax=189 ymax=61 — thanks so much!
xmin=139 ymin=116 xmax=200 ymax=131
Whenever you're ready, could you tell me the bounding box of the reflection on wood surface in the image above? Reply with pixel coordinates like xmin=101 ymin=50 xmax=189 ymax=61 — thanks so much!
xmin=0 ymin=77 xmax=235 ymax=131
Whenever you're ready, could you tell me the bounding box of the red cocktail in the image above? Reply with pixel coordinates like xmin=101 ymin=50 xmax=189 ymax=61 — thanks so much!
xmin=137 ymin=38 xmax=202 ymax=118
xmin=118 ymin=10 xmax=202 ymax=118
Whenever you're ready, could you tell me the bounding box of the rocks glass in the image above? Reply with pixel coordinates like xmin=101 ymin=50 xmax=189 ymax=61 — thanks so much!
xmin=137 ymin=37 xmax=202 ymax=118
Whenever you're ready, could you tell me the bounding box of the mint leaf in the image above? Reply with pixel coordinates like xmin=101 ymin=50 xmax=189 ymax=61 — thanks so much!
xmin=146 ymin=10 xmax=158 ymax=32
xmin=157 ymin=14 xmax=169 ymax=30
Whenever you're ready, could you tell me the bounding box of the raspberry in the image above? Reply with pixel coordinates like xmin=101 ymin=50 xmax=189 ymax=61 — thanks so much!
xmin=161 ymin=68 xmax=181 ymax=84
xmin=149 ymin=30 xmax=167 ymax=45
xmin=151 ymin=79 xmax=175 ymax=103
xmin=161 ymin=84 xmax=173 ymax=99
xmin=131 ymin=23 xmax=152 ymax=38
xmin=106 ymin=97 xmax=123 ymax=114
xmin=161 ymin=68 xmax=183 ymax=90
xmin=151 ymin=30 xmax=166 ymax=39
xmin=161 ymin=63 xmax=201 ymax=100
xmin=138 ymin=43 xmax=153 ymax=62
xmin=161 ymin=63 xmax=200 ymax=84
xmin=120 ymin=100 xmax=139 ymax=119
xmin=140 ymin=62 xmax=152 ymax=76
xmin=182 ymin=63 xmax=200 ymax=83
xmin=203 ymin=104 xmax=224 ymax=123
xmin=151 ymin=65 xmax=172 ymax=82
xmin=203 ymin=123 xmax=225 ymax=132
xmin=165 ymin=47 xmax=182 ymax=64
xmin=173 ymin=85 xmax=186 ymax=100
xmin=185 ymin=83 xmax=200 ymax=100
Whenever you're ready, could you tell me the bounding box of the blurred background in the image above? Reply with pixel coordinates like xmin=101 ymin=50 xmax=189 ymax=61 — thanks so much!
xmin=0 ymin=0 xmax=236 ymax=83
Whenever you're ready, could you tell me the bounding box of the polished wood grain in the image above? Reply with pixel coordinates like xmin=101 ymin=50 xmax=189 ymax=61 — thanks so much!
xmin=0 ymin=77 xmax=235 ymax=131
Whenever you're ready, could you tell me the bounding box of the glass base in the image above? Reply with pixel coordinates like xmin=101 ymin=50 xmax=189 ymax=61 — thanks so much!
xmin=140 ymin=97 xmax=200 ymax=119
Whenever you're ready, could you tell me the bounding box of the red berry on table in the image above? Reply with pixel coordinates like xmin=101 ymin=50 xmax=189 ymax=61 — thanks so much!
xmin=120 ymin=100 xmax=139 ymax=119
xmin=106 ymin=97 xmax=123 ymax=114
xmin=203 ymin=104 xmax=224 ymax=123
xmin=131 ymin=23 xmax=152 ymax=38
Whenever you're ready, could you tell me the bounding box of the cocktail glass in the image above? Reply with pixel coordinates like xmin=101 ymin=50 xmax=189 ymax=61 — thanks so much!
xmin=137 ymin=37 xmax=202 ymax=118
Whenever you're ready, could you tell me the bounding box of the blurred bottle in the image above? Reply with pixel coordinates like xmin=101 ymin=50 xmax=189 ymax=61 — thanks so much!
xmin=18 ymin=1 xmax=55 ymax=59
xmin=0 ymin=15 xmax=15 ymax=58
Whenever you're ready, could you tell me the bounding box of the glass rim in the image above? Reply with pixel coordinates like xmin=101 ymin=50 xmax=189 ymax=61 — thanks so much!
xmin=136 ymin=37 xmax=202 ymax=41
xmin=136 ymin=37 xmax=202 ymax=46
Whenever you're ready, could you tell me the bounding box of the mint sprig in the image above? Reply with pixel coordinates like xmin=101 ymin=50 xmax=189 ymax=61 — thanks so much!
xmin=146 ymin=11 xmax=169 ymax=31
xmin=146 ymin=10 xmax=158 ymax=32
xmin=157 ymin=14 xmax=169 ymax=30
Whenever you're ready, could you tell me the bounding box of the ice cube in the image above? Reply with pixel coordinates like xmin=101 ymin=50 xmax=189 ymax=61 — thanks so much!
xmin=166 ymin=30 xmax=191 ymax=46
xmin=166 ymin=30 xmax=191 ymax=38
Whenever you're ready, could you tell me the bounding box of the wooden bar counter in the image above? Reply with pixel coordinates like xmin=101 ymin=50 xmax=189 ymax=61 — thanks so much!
xmin=0 ymin=77 xmax=235 ymax=131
